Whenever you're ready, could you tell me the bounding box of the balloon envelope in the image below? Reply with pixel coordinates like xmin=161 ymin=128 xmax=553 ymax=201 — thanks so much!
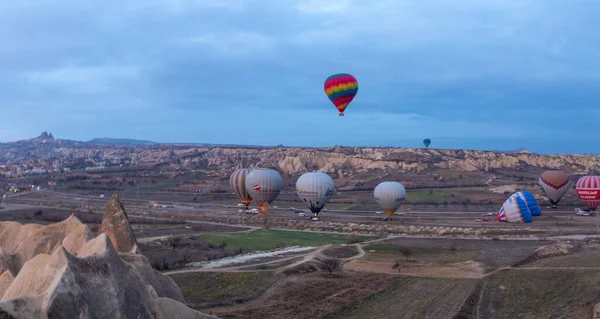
xmin=515 ymin=190 xmax=542 ymax=217
xmin=423 ymin=138 xmax=431 ymax=148
xmin=230 ymin=168 xmax=252 ymax=207
xmin=498 ymin=193 xmax=533 ymax=223
xmin=245 ymin=169 xmax=283 ymax=210
xmin=324 ymin=73 xmax=358 ymax=116
xmin=296 ymin=172 xmax=335 ymax=216
xmin=539 ymin=170 xmax=570 ymax=207
xmin=576 ymin=176 xmax=600 ymax=211
xmin=374 ymin=182 xmax=406 ymax=217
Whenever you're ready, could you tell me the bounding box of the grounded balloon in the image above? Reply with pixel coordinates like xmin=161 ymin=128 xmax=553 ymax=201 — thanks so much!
xmin=539 ymin=170 xmax=570 ymax=208
xmin=515 ymin=190 xmax=542 ymax=217
xmin=296 ymin=172 xmax=335 ymax=218
xmin=576 ymin=176 xmax=600 ymax=211
xmin=245 ymin=168 xmax=284 ymax=212
xmin=230 ymin=168 xmax=253 ymax=209
xmin=423 ymin=138 xmax=431 ymax=148
xmin=324 ymin=73 xmax=358 ymax=116
xmin=498 ymin=193 xmax=533 ymax=223
xmin=374 ymin=182 xmax=406 ymax=219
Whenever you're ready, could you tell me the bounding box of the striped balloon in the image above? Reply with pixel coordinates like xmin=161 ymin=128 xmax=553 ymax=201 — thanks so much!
xmin=498 ymin=193 xmax=533 ymax=223
xmin=324 ymin=73 xmax=358 ymax=116
xmin=230 ymin=168 xmax=252 ymax=208
xmin=576 ymin=176 xmax=600 ymax=211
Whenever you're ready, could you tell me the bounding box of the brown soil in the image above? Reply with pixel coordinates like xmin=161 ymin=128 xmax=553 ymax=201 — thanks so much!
xmin=322 ymin=245 xmax=360 ymax=259
xmin=208 ymin=271 xmax=398 ymax=319
xmin=344 ymin=259 xmax=486 ymax=279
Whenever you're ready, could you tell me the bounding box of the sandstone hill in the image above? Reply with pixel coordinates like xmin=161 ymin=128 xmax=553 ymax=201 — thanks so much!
xmin=2 ymin=135 xmax=600 ymax=177
xmin=0 ymin=199 xmax=215 ymax=318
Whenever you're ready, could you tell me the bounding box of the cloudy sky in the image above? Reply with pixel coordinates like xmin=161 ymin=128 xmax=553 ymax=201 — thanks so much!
xmin=0 ymin=0 xmax=599 ymax=153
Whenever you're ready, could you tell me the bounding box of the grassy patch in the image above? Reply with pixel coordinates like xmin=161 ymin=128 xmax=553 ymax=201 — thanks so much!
xmin=198 ymin=229 xmax=373 ymax=253
xmin=170 ymin=271 xmax=275 ymax=308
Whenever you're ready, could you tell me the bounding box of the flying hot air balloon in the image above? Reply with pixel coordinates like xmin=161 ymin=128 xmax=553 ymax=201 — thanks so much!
xmin=374 ymin=182 xmax=406 ymax=221
xmin=538 ymin=170 xmax=570 ymax=209
xmin=498 ymin=192 xmax=533 ymax=223
xmin=423 ymin=138 xmax=431 ymax=148
xmin=324 ymin=73 xmax=358 ymax=116
xmin=296 ymin=172 xmax=335 ymax=221
xmin=245 ymin=168 xmax=283 ymax=213
xmin=230 ymin=168 xmax=252 ymax=210
xmin=576 ymin=176 xmax=600 ymax=211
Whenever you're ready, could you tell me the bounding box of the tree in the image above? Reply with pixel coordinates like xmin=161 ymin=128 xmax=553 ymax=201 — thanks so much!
xmin=398 ymin=247 xmax=413 ymax=261
xmin=347 ymin=234 xmax=362 ymax=244
xmin=166 ymin=236 xmax=182 ymax=251
xmin=392 ymin=260 xmax=403 ymax=273
xmin=316 ymin=258 xmax=342 ymax=276
xmin=449 ymin=241 xmax=457 ymax=255
xmin=178 ymin=247 xmax=192 ymax=264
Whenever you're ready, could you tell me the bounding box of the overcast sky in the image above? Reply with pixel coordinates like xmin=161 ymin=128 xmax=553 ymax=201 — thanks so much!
xmin=0 ymin=0 xmax=599 ymax=153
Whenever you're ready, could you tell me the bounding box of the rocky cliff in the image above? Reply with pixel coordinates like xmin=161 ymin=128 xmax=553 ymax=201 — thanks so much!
xmin=2 ymin=135 xmax=600 ymax=176
xmin=0 ymin=216 xmax=214 ymax=318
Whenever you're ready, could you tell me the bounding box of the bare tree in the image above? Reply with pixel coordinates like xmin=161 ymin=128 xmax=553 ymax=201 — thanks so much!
xmin=166 ymin=236 xmax=182 ymax=251
xmin=392 ymin=260 xmax=404 ymax=273
xmin=316 ymin=258 xmax=342 ymax=276
xmin=347 ymin=234 xmax=362 ymax=244
xmin=398 ymin=247 xmax=413 ymax=261
xmin=449 ymin=241 xmax=457 ymax=255
xmin=178 ymin=247 xmax=192 ymax=264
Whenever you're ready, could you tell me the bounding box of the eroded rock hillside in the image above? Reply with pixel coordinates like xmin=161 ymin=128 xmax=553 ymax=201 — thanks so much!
xmin=0 ymin=197 xmax=215 ymax=319
xmin=2 ymin=135 xmax=600 ymax=177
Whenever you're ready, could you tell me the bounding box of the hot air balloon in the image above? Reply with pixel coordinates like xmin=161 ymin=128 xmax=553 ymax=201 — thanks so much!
xmin=515 ymin=190 xmax=542 ymax=217
xmin=245 ymin=168 xmax=283 ymax=213
xmin=296 ymin=172 xmax=335 ymax=221
xmin=576 ymin=176 xmax=600 ymax=211
xmin=324 ymin=73 xmax=358 ymax=116
xmin=498 ymin=192 xmax=533 ymax=223
xmin=423 ymin=138 xmax=431 ymax=148
xmin=230 ymin=168 xmax=252 ymax=210
xmin=374 ymin=182 xmax=406 ymax=220
xmin=538 ymin=170 xmax=570 ymax=209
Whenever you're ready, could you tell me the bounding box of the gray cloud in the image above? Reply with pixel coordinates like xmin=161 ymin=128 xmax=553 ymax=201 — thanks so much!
xmin=0 ymin=0 xmax=599 ymax=153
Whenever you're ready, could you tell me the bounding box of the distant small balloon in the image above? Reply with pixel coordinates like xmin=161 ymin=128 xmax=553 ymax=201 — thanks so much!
xmin=423 ymin=138 xmax=431 ymax=148
xmin=324 ymin=73 xmax=358 ymax=116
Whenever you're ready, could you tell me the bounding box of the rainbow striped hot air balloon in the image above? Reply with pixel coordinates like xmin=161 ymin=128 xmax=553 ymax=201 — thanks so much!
xmin=324 ymin=73 xmax=358 ymax=116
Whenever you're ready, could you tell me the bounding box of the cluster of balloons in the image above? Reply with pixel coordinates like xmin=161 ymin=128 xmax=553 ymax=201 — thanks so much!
xmin=231 ymin=167 xmax=600 ymax=224
xmin=499 ymin=170 xmax=600 ymax=223
xmin=231 ymin=168 xmax=406 ymax=221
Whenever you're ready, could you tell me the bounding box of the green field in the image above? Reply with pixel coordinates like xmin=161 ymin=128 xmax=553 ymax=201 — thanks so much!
xmin=170 ymin=271 xmax=276 ymax=308
xmin=198 ymin=229 xmax=373 ymax=252
xmin=323 ymin=276 xmax=478 ymax=319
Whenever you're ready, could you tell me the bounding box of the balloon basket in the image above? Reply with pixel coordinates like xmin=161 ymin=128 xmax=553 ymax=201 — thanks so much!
xmin=338 ymin=113 xmax=344 ymax=116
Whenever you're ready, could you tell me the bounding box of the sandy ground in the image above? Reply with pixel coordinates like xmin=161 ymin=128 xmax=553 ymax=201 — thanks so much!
xmin=344 ymin=259 xmax=486 ymax=278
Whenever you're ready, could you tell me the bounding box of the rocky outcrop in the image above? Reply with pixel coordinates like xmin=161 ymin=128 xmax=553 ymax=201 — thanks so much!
xmin=99 ymin=195 xmax=140 ymax=254
xmin=0 ymin=214 xmax=93 ymax=272
xmin=3 ymin=136 xmax=600 ymax=177
xmin=0 ymin=233 xmax=215 ymax=319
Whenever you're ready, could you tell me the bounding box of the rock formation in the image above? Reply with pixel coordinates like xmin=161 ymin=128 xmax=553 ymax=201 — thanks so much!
xmin=99 ymin=195 xmax=140 ymax=254
xmin=0 ymin=217 xmax=215 ymax=318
